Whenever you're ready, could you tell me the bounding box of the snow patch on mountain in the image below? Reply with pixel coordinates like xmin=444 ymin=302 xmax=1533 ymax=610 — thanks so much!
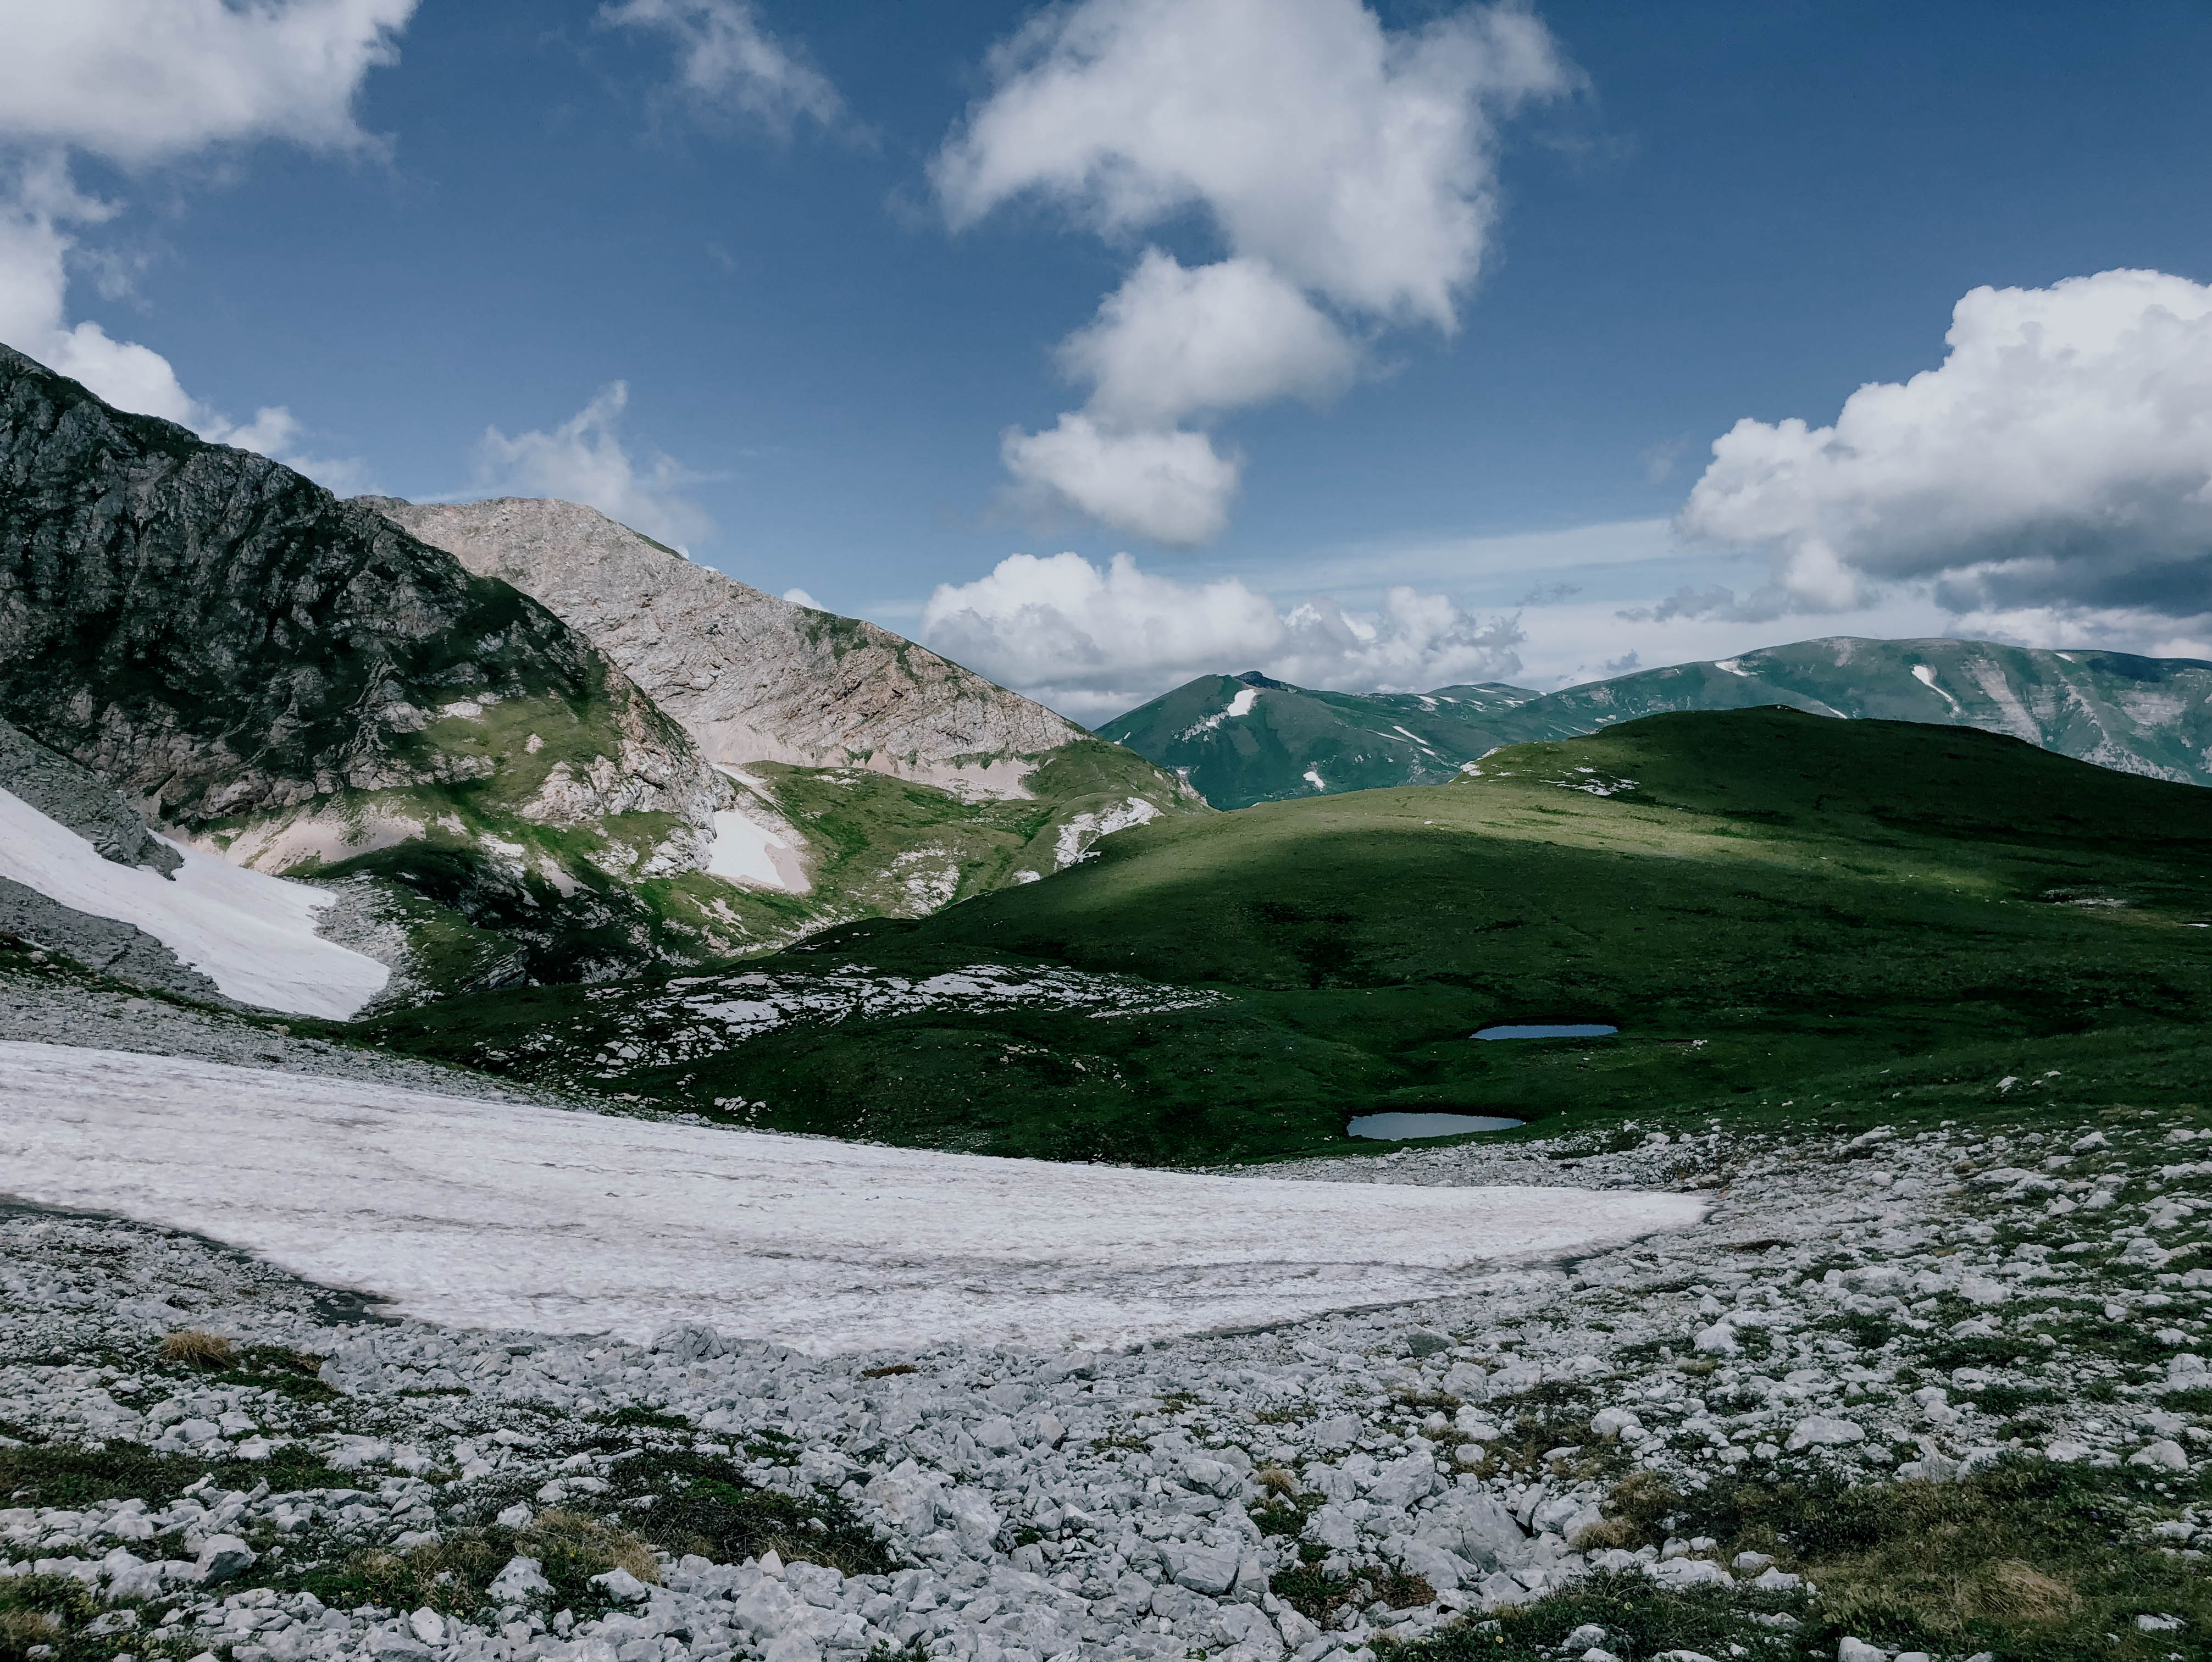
xmin=1177 ymin=686 xmax=1260 ymax=743
xmin=0 ymin=788 xmax=388 ymax=1018
xmin=0 ymin=1041 xmax=1705 ymax=1351
xmin=1053 ymin=795 xmax=1161 ymax=867
xmin=1911 ymin=663 xmax=1964 ymax=713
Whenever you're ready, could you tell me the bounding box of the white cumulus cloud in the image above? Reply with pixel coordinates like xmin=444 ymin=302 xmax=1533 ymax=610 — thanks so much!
xmin=0 ymin=0 xmax=414 ymax=486
xmin=935 ymin=0 xmax=1571 ymax=544
xmin=1001 ymin=417 xmax=1243 ymax=549
xmin=0 ymin=0 xmax=413 ymax=166
xmin=920 ymin=551 xmax=1523 ymax=722
xmin=600 ymin=0 xmax=843 ymax=136
xmin=1681 ymin=268 xmax=2212 ymax=626
xmin=1063 ymin=251 xmax=1360 ymax=429
xmin=472 ymin=383 xmax=712 ymax=552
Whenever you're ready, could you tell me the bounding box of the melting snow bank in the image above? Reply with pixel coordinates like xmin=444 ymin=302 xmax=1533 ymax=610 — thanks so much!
xmin=0 ymin=1041 xmax=1703 ymax=1351
xmin=706 ymin=766 xmax=810 ymax=893
xmin=0 ymin=786 xmax=389 ymax=1018
xmin=1053 ymin=795 xmax=1162 ymax=868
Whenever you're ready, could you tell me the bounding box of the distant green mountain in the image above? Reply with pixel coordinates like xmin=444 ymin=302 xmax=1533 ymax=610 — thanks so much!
xmin=363 ymin=707 xmax=2212 ymax=1165
xmin=1093 ymin=672 xmax=1542 ymax=807
xmin=1101 ymin=637 xmax=2212 ymax=808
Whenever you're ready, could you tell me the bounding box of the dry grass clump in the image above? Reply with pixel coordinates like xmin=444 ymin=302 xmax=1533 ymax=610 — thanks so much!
xmin=159 ymin=1329 xmax=234 ymax=1369
xmin=1812 ymin=1527 xmax=2083 ymax=1639
xmin=0 ymin=1607 xmax=62 ymax=1657
xmin=0 ymin=1572 xmax=95 ymax=1662
xmin=523 ymin=1509 xmax=661 ymax=1586
xmin=1565 ymin=1513 xmax=1642 ymax=1552
xmin=319 ymin=1509 xmax=659 ymax=1619
xmin=1578 ymin=1469 xmax=1681 ymax=1549
xmin=1254 ymin=1465 xmax=1299 ymax=1498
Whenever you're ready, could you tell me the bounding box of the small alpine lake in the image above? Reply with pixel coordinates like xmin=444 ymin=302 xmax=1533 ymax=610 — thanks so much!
xmin=1347 ymin=1111 xmax=1526 ymax=1140
xmin=1472 ymin=1023 xmax=1618 ymax=1040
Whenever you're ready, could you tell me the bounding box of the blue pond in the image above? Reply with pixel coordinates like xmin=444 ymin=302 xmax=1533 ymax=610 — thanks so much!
xmin=1472 ymin=1023 xmax=1618 ymax=1040
xmin=1348 ymin=1112 xmax=1525 ymax=1141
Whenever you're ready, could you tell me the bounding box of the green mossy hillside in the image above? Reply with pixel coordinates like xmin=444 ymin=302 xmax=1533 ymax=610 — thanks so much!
xmin=362 ymin=708 xmax=2212 ymax=1161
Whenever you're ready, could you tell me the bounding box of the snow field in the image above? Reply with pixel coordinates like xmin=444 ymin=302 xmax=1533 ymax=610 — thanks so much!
xmin=706 ymin=767 xmax=809 ymax=892
xmin=705 ymin=802 xmax=806 ymax=890
xmin=0 ymin=786 xmax=389 ymax=1018
xmin=0 ymin=1041 xmax=1705 ymax=1353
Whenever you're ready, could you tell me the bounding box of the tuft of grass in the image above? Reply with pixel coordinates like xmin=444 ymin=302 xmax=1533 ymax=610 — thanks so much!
xmin=1668 ymin=1458 xmax=2212 ymax=1658
xmin=1401 ymin=1569 xmax=1801 ymax=1662
xmin=608 ymin=1447 xmax=895 ymax=1576
xmin=0 ymin=1437 xmax=353 ymax=1511
xmin=596 ymin=1405 xmax=690 ymax=1431
xmin=199 ymin=1344 xmax=339 ymax=1402
xmin=0 ymin=1576 xmax=96 ymax=1655
xmin=157 ymin=1329 xmax=232 ymax=1370
xmin=1254 ymin=1465 xmax=1300 ymax=1498
xmin=300 ymin=1510 xmax=657 ymax=1622
xmin=1271 ymin=1561 xmax=1360 ymax=1625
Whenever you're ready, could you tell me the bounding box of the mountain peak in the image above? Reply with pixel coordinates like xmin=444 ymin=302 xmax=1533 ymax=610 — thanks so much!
xmin=368 ymin=495 xmax=1099 ymax=799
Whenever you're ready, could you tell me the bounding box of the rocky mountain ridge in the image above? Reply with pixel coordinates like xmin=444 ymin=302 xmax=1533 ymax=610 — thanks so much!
xmin=0 ymin=348 xmax=1199 ymax=1011
xmin=0 ymin=344 xmax=762 ymax=993
xmin=1097 ymin=673 xmax=1542 ymax=807
xmin=365 ymin=497 xmax=1100 ymax=800
xmin=360 ymin=494 xmax=1202 ymax=966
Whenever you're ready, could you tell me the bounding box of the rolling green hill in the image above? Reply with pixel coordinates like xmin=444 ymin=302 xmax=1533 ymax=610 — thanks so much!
xmin=1105 ymin=636 xmax=2212 ymax=807
xmin=362 ymin=707 xmax=2212 ymax=1164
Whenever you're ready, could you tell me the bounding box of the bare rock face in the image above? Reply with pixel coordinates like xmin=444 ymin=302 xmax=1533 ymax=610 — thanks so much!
xmin=363 ymin=497 xmax=1089 ymax=797
xmin=0 ymin=714 xmax=179 ymax=874
xmin=0 ymin=349 xmax=717 ymax=846
xmin=0 ymin=345 xmax=738 ymax=991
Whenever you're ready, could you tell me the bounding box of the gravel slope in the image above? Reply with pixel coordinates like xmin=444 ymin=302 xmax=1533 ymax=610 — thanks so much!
xmin=4 ymin=1039 xmax=2210 ymax=1662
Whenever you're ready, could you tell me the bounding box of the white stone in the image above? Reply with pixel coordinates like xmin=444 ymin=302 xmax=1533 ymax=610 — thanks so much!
xmin=1692 ymin=1320 xmax=1738 ymax=1355
xmin=1165 ymin=1541 xmax=1241 ymax=1595
xmin=486 ymin=1556 xmax=552 ymax=1603
xmin=193 ymin=1534 xmax=256 ymax=1584
xmin=2128 ymin=1440 xmax=2188 ymax=1471
xmin=590 ymin=1567 xmax=651 ymax=1603
xmin=1589 ymin=1408 xmax=1642 ymax=1441
xmin=1786 ymin=1414 xmax=1865 ymax=1451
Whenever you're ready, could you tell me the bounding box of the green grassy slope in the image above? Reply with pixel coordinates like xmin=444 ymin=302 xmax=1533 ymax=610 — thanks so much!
xmin=360 ymin=709 xmax=2212 ymax=1162
xmin=684 ymin=741 xmax=1190 ymax=949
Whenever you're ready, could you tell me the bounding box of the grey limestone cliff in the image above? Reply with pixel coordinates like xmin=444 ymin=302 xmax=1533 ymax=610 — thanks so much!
xmin=363 ymin=496 xmax=1099 ymax=797
xmin=0 ymin=714 xmax=179 ymax=874
xmin=0 ymin=345 xmax=742 ymax=991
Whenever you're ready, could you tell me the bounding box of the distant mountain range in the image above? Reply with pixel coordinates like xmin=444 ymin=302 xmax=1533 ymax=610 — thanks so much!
xmin=1098 ymin=637 xmax=2212 ymax=808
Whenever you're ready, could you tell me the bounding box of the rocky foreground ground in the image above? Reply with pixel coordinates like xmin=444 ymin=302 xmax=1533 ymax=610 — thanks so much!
xmin=3 ymin=970 xmax=2210 ymax=1662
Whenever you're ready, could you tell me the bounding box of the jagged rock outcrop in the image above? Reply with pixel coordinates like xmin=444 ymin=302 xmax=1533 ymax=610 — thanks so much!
xmin=0 ymin=876 xmax=226 ymax=1002
xmin=0 ymin=345 xmax=738 ymax=989
xmin=363 ymin=496 xmax=1096 ymax=797
xmin=0 ymin=714 xmax=179 ymax=874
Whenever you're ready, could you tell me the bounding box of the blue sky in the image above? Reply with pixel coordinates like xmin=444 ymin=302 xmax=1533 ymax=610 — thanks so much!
xmin=10 ymin=1 xmax=2212 ymax=717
